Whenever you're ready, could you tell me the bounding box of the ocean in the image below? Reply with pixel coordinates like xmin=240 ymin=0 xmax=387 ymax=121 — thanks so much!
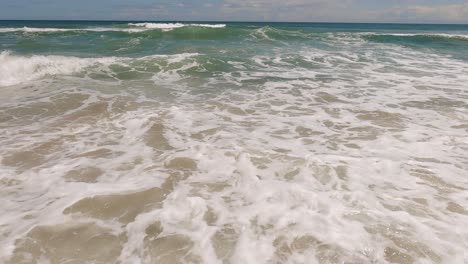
xmin=0 ymin=21 xmax=467 ymax=263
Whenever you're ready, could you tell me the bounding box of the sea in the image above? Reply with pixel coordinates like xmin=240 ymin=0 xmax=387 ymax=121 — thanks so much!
xmin=0 ymin=21 xmax=467 ymax=264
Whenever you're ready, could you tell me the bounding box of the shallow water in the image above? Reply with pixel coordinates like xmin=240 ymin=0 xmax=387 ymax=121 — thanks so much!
xmin=0 ymin=21 xmax=467 ymax=264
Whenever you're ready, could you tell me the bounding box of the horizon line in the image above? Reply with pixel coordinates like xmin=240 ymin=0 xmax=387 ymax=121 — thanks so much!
xmin=0 ymin=19 xmax=467 ymax=26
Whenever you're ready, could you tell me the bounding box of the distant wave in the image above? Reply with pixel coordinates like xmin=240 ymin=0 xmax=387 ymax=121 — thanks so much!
xmin=0 ymin=27 xmax=147 ymax=33
xmin=362 ymin=32 xmax=468 ymax=41
xmin=0 ymin=27 xmax=72 ymax=33
xmin=0 ymin=23 xmax=226 ymax=33
xmin=2 ymin=25 xmax=467 ymax=47
xmin=0 ymin=24 xmax=247 ymax=41
xmin=128 ymin=23 xmax=226 ymax=31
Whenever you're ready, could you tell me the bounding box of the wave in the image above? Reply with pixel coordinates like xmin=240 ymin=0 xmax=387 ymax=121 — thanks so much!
xmin=0 ymin=51 xmax=117 ymax=86
xmin=0 ymin=51 xmax=200 ymax=87
xmin=2 ymin=25 xmax=467 ymax=44
xmin=370 ymin=32 xmax=468 ymax=39
xmin=0 ymin=27 xmax=71 ymax=33
xmin=128 ymin=23 xmax=226 ymax=31
xmin=0 ymin=23 xmax=226 ymax=33
xmin=249 ymin=26 xmax=317 ymax=41
xmin=0 ymin=25 xmax=324 ymax=42
xmin=362 ymin=32 xmax=468 ymax=43
xmin=0 ymin=26 xmax=149 ymax=33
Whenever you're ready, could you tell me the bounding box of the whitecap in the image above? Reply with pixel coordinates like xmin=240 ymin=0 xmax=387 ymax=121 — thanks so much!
xmin=361 ymin=32 xmax=468 ymax=40
xmin=0 ymin=27 xmax=147 ymax=33
xmin=0 ymin=51 xmax=201 ymax=87
xmin=0 ymin=51 xmax=118 ymax=86
xmin=128 ymin=23 xmax=226 ymax=31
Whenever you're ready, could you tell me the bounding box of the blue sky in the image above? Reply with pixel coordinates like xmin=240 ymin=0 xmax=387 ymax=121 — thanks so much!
xmin=0 ymin=0 xmax=467 ymax=23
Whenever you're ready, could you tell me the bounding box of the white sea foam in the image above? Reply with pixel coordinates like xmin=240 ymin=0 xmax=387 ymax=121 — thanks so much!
xmin=0 ymin=29 xmax=467 ymax=264
xmin=362 ymin=32 xmax=468 ymax=39
xmin=0 ymin=51 xmax=117 ymax=86
xmin=0 ymin=27 xmax=148 ymax=33
xmin=0 ymin=24 xmax=226 ymax=33
xmin=0 ymin=51 xmax=200 ymax=87
xmin=0 ymin=51 xmax=94 ymax=86
xmin=128 ymin=23 xmax=226 ymax=31
xmin=0 ymin=27 xmax=71 ymax=33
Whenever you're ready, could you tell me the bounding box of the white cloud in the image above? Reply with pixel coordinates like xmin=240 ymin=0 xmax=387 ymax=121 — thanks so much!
xmin=224 ymin=0 xmax=327 ymax=8
xmin=360 ymin=3 xmax=468 ymax=23
xmin=406 ymin=3 xmax=468 ymax=22
xmin=220 ymin=0 xmax=356 ymax=22
xmin=217 ymin=0 xmax=468 ymax=23
xmin=117 ymin=5 xmax=170 ymax=20
xmin=84 ymin=0 xmax=468 ymax=23
xmin=1 ymin=0 xmax=467 ymax=23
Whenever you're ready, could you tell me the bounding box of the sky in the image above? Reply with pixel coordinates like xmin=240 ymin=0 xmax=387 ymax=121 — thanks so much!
xmin=0 ymin=0 xmax=467 ymax=23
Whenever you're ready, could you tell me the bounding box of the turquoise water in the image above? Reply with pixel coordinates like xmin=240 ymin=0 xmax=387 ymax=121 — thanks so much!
xmin=1 ymin=21 xmax=468 ymax=58
xmin=1 ymin=21 xmax=467 ymax=264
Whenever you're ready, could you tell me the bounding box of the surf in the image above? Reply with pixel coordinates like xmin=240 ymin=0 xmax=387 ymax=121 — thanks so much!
xmin=1 ymin=21 xmax=467 ymax=264
xmin=0 ymin=51 xmax=201 ymax=87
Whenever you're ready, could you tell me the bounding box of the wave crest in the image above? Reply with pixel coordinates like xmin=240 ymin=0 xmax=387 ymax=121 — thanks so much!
xmin=128 ymin=23 xmax=226 ymax=31
xmin=0 ymin=51 xmax=119 ymax=86
xmin=0 ymin=27 xmax=148 ymax=33
xmin=363 ymin=32 xmax=468 ymax=42
xmin=0 ymin=51 xmax=201 ymax=87
xmin=0 ymin=23 xmax=227 ymax=33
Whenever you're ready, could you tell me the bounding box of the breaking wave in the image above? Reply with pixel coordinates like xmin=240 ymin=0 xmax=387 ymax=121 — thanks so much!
xmin=0 ymin=23 xmax=227 ymax=33
xmin=363 ymin=32 xmax=468 ymax=44
xmin=0 ymin=51 xmax=200 ymax=87
xmin=128 ymin=23 xmax=226 ymax=31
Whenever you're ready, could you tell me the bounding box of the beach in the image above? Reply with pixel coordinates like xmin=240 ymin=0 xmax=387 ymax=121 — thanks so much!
xmin=0 ymin=21 xmax=467 ymax=263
